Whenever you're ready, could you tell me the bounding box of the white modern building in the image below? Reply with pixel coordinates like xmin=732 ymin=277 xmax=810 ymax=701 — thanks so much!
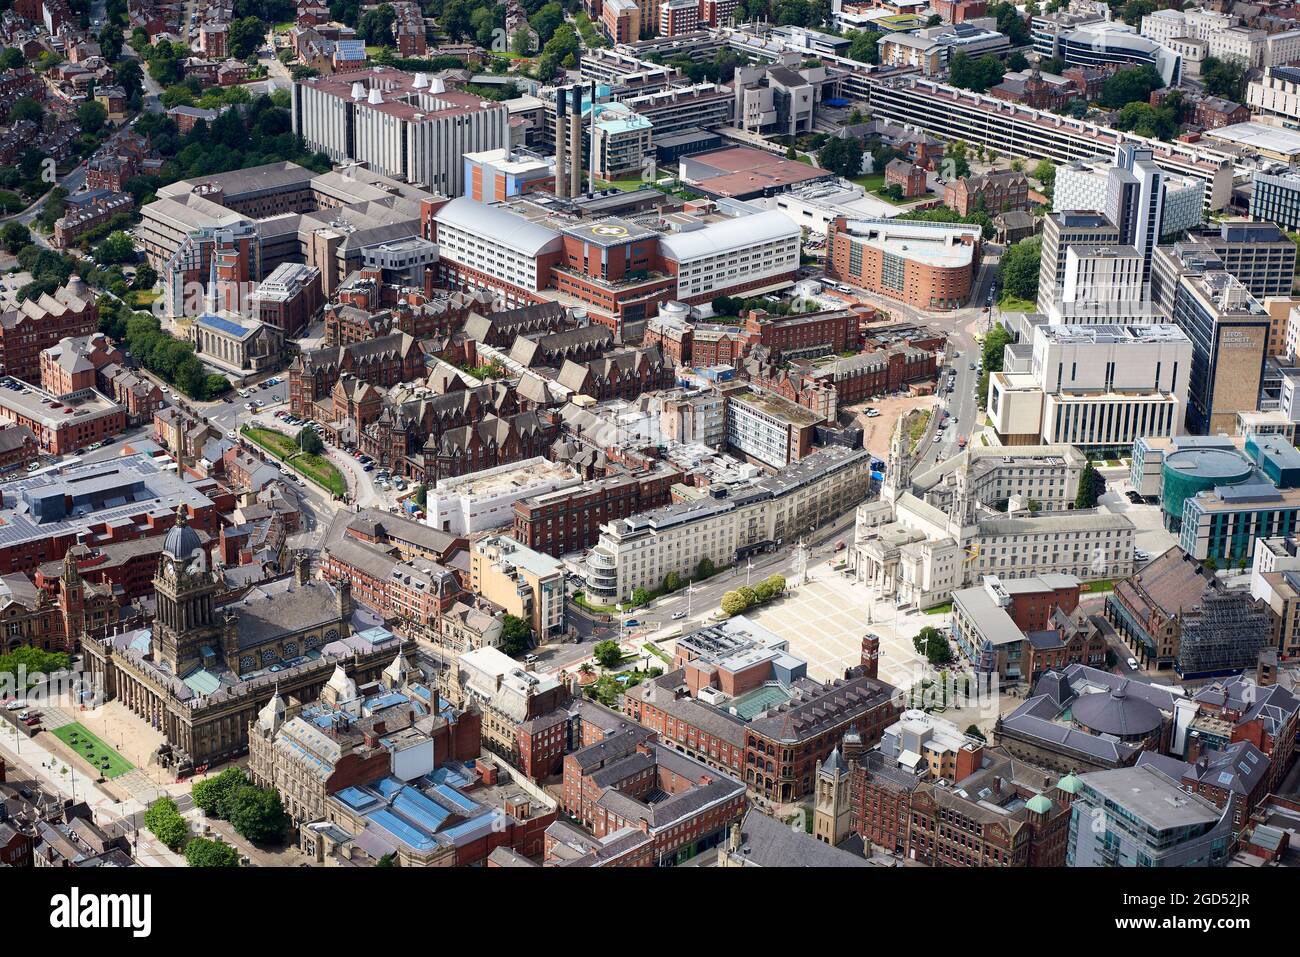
xmin=584 ymin=445 xmax=869 ymax=603
xmin=292 ymin=68 xmax=509 ymax=196
xmin=659 ymin=211 xmax=800 ymax=305
xmin=432 ymin=197 xmax=564 ymax=300
xmin=1053 ymin=157 xmax=1204 ymax=238
xmin=427 ymin=456 xmax=581 ymax=536
xmin=987 ymin=324 xmax=1192 ymax=451
xmin=1246 ymin=66 xmax=1300 ymax=129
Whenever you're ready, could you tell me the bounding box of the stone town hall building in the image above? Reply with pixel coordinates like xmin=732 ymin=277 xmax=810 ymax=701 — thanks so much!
xmin=83 ymin=510 xmax=403 ymax=768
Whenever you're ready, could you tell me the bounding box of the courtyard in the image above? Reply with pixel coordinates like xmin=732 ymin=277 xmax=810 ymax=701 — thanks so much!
xmin=739 ymin=560 xmax=929 ymax=689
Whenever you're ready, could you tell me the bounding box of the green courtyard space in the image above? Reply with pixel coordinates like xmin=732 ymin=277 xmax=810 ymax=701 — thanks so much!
xmin=52 ymin=722 xmax=134 ymax=779
xmin=241 ymin=426 xmax=348 ymax=498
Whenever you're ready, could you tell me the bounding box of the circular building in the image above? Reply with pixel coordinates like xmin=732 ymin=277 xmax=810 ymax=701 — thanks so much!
xmin=1071 ymin=681 xmax=1163 ymax=745
xmin=1161 ymin=446 xmax=1253 ymax=528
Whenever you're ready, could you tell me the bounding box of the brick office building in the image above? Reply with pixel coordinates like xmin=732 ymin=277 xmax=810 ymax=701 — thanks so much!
xmin=0 ymin=277 xmax=98 ymax=384
xmin=561 ymin=727 xmax=747 ymax=865
xmin=511 ymin=465 xmax=680 ymax=556
xmin=624 ymin=629 xmax=901 ymax=802
xmin=826 ymin=217 xmax=981 ymax=311
xmin=943 ymin=170 xmax=1030 ymax=217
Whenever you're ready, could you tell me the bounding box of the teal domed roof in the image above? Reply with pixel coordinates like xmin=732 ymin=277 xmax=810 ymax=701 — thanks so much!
xmin=1026 ymin=794 xmax=1053 ymax=814
xmin=1056 ymin=772 xmax=1084 ymax=795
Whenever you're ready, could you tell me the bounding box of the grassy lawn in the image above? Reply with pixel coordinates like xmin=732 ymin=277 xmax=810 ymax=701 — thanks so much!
xmin=851 ymin=172 xmax=885 ymax=192
xmin=1082 ymin=579 xmax=1117 ymax=594
xmin=923 ymin=602 xmax=953 ymax=615
xmin=291 ymin=452 xmax=347 ymax=498
xmin=645 ymin=643 xmax=672 ymax=664
xmin=243 ymin=425 xmax=298 ymax=459
xmin=571 ymin=592 xmax=618 ymax=614
xmin=908 ymin=409 xmax=932 ymax=452
xmin=998 ymin=294 xmax=1037 ymax=312
xmin=52 ymin=722 xmax=134 ymax=779
xmin=596 ymin=178 xmax=650 ymax=192
xmin=126 ymin=290 xmax=158 ymax=307
xmin=242 ymin=426 xmax=347 ymax=498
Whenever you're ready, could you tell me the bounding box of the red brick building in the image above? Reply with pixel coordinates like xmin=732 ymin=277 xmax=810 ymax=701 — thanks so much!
xmin=826 ymin=216 xmax=980 ymax=311
xmin=0 ymin=278 xmax=98 ymax=385
xmin=511 ymin=466 xmax=680 ymax=557
xmin=944 ymin=170 xmax=1030 ymax=217
xmin=885 ymin=158 xmax=927 ymax=198
xmin=561 ymin=728 xmax=746 ymax=865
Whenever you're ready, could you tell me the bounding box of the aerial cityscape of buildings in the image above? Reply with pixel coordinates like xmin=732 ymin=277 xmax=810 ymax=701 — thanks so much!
xmin=1 ymin=0 xmax=1299 ymax=908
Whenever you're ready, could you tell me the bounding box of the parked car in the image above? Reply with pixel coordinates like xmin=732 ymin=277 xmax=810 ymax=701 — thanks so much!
xmin=1134 ymin=549 xmax=1150 ymax=562
xmin=672 ymin=611 xmax=686 ymax=620
xmin=1126 ymin=657 xmax=1140 ymax=671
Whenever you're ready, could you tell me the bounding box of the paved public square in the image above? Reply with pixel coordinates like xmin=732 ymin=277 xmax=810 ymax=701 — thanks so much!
xmin=741 ymin=561 xmax=930 ymax=688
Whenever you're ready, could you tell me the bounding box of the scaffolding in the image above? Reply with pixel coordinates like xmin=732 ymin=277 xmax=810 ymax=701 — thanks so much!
xmin=1176 ymin=591 xmax=1272 ymax=679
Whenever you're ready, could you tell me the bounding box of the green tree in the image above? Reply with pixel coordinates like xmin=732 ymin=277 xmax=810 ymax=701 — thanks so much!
xmin=593 ymin=639 xmax=622 ymax=669
xmin=9 ymin=96 xmax=43 ymax=125
xmin=297 ymin=427 xmax=324 ymax=454
xmin=845 ymin=29 xmax=881 ymax=64
xmin=144 ymin=796 xmax=189 ymax=851
xmin=77 ymin=99 xmax=107 ymax=134
xmin=998 ymin=234 xmax=1042 ymax=303
xmin=376 ymin=851 xmax=397 ymax=866
xmin=765 ymin=574 xmax=786 ymax=595
xmin=630 ymin=586 xmax=651 ymax=607
xmin=988 ymin=1 xmax=1029 ymax=44
xmin=949 ymin=51 xmax=1005 ymax=93
xmin=500 ymin=614 xmax=532 ymax=657
xmin=1 ymin=221 xmax=31 ymax=254
xmin=1114 ymin=101 xmax=1177 ymax=140
xmin=696 ymin=557 xmax=716 ymax=579
xmin=184 ymin=836 xmax=240 ymax=867
xmin=965 ymin=724 xmax=987 ymax=742
xmin=1075 ymin=461 xmax=1104 ymax=509
xmin=94 ymin=231 xmax=136 ymax=265
xmin=982 ymin=324 xmax=1012 ymax=374
xmin=818 ymin=136 xmax=864 ymax=178
xmin=1099 ymin=64 xmax=1163 ymax=109
xmin=1007 ymin=51 xmax=1029 ymax=73
xmin=943 ymin=140 xmax=970 ymax=180
xmin=1121 ymin=0 xmax=1156 ymax=26
xmin=192 ymin=767 xmax=250 ymax=819
xmin=1032 ymin=159 xmax=1056 ymax=199
xmin=226 ymin=786 xmax=289 ymax=844
xmin=662 ymin=570 xmax=682 ymax=593
xmin=721 ymin=590 xmax=750 ymax=617
xmin=228 ymin=16 xmax=264 ymax=59
xmin=1201 ymin=55 xmax=1246 ymax=99
xmin=913 ymin=625 xmax=953 ymax=665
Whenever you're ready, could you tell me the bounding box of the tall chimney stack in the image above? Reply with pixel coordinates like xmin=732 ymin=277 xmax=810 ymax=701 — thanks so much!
xmin=589 ymin=80 xmax=599 ymax=191
xmin=569 ymin=87 xmax=583 ymax=198
xmin=555 ymin=87 xmax=568 ymax=199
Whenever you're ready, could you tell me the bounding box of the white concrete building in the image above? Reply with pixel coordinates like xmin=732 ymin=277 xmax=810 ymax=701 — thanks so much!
xmin=847 ymin=421 xmax=1135 ymax=608
xmin=427 ymin=456 xmax=581 ymax=536
xmin=1267 ymin=30 xmax=1300 ymax=69
xmin=658 ymin=211 xmax=800 ymax=305
xmin=1140 ymin=8 xmax=1235 ymax=44
xmin=987 ymin=324 xmax=1192 ymax=451
xmin=432 ymin=197 xmax=563 ymax=298
xmin=584 ymin=445 xmax=869 ymax=603
xmin=1208 ymin=26 xmax=1267 ymax=69
xmin=1247 ymin=67 xmax=1300 ymax=128
xmin=291 ymin=68 xmax=509 ymax=196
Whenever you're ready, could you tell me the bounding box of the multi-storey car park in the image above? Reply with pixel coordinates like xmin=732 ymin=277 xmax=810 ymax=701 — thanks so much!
xmin=866 ymin=76 xmax=1236 ymax=210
